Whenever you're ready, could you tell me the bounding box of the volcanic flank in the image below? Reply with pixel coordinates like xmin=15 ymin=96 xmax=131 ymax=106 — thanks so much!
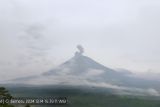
xmin=7 ymin=45 xmax=160 ymax=96
xmin=43 ymin=45 xmax=119 ymax=76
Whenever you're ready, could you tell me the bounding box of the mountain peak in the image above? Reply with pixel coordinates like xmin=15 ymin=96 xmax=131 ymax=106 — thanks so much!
xmin=43 ymin=46 xmax=118 ymax=76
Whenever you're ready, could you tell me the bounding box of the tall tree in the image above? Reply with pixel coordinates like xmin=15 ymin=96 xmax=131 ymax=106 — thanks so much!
xmin=0 ymin=87 xmax=14 ymax=107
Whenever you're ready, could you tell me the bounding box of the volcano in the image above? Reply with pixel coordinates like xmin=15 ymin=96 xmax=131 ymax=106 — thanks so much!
xmin=41 ymin=45 xmax=128 ymax=86
xmin=43 ymin=49 xmax=123 ymax=78
xmin=6 ymin=45 xmax=160 ymax=96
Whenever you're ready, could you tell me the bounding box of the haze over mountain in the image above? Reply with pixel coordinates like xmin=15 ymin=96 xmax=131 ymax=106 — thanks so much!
xmin=1 ymin=0 xmax=160 ymax=81
xmin=3 ymin=45 xmax=159 ymax=97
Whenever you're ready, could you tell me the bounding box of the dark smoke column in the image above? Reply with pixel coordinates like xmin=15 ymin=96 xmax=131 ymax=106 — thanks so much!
xmin=77 ymin=45 xmax=84 ymax=54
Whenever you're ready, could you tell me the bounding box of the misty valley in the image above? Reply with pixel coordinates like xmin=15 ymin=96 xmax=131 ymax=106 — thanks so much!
xmin=0 ymin=85 xmax=160 ymax=107
xmin=1 ymin=48 xmax=160 ymax=107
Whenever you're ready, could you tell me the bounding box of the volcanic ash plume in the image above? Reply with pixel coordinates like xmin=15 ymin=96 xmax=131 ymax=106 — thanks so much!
xmin=77 ymin=45 xmax=84 ymax=54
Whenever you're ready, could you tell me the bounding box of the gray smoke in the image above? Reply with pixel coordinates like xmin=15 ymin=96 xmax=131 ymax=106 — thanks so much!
xmin=77 ymin=45 xmax=84 ymax=54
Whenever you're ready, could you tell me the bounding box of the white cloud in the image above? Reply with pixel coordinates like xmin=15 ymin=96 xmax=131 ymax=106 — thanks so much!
xmin=0 ymin=0 xmax=160 ymax=81
xmin=6 ymin=67 xmax=160 ymax=96
xmin=147 ymin=88 xmax=160 ymax=96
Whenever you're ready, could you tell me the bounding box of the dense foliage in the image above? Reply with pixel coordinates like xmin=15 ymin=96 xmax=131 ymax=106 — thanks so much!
xmin=0 ymin=87 xmax=14 ymax=107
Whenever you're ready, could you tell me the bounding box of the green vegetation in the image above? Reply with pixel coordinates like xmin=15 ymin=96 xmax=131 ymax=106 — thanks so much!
xmin=25 ymin=104 xmax=31 ymax=107
xmin=0 ymin=87 xmax=14 ymax=107
xmin=69 ymin=94 xmax=160 ymax=107
xmin=5 ymin=86 xmax=160 ymax=107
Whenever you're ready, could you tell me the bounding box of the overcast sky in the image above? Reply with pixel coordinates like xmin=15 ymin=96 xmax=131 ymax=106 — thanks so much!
xmin=0 ymin=0 xmax=160 ymax=80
